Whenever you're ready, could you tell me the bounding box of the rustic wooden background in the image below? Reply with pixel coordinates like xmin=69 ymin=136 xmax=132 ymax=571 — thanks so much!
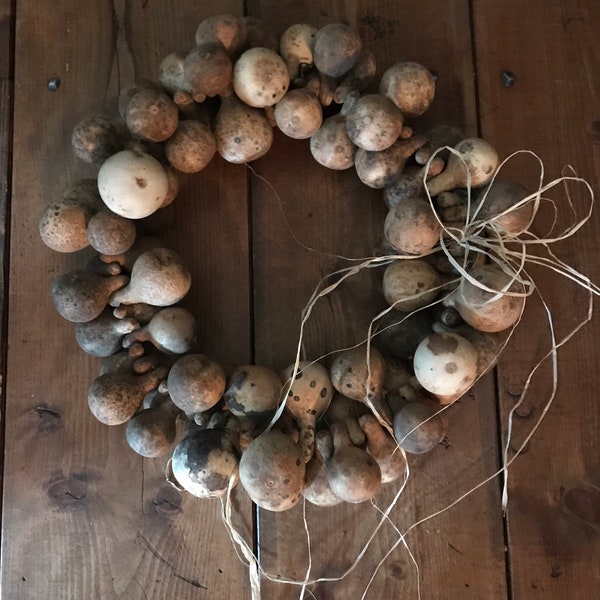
xmin=1 ymin=1 xmax=599 ymax=599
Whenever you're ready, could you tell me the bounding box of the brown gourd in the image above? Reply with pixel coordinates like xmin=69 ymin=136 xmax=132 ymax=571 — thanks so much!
xmin=86 ymin=209 xmax=137 ymax=256
xmin=71 ymin=115 xmax=122 ymax=164
xmin=51 ymin=270 xmax=129 ymax=323
xmin=329 ymin=345 xmax=391 ymax=424
xmin=87 ymin=366 xmax=168 ymax=426
xmin=167 ymin=354 xmax=226 ymax=416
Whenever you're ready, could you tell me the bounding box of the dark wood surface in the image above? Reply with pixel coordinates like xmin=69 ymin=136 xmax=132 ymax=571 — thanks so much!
xmin=0 ymin=1 xmax=598 ymax=599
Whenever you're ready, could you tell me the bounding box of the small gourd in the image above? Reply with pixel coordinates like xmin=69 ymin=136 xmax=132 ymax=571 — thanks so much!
xmin=75 ymin=309 xmax=138 ymax=357
xmin=71 ymin=116 xmax=122 ymax=164
xmin=281 ymin=361 xmax=334 ymax=463
xmin=313 ymin=23 xmax=363 ymax=78
xmin=303 ymin=430 xmax=342 ymax=507
xmin=86 ymin=209 xmax=137 ymax=256
xmin=167 ymin=354 xmax=226 ymax=415
xmin=325 ymin=421 xmax=382 ymax=503
xmin=109 ymin=248 xmax=191 ymax=307
xmin=382 ymin=258 xmax=443 ymax=313
xmin=392 ymin=398 xmax=447 ymax=454
xmin=126 ymin=392 xmax=181 ymax=457
xmin=425 ymin=138 xmax=499 ymax=197
xmin=122 ymin=306 xmax=197 ymax=354
xmin=354 ymin=135 xmax=427 ymax=189
xmin=443 ymin=263 xmax=525 ymax=333
xmin=329 ymin=345 xmax=391 ymax=423
xmin=239 ymin=429 xmax=305 ymax=512
xmin=87 ymin=366 xmax=168 ymax=426
xmin=359 ymin=414 xmax=407 ymax=484
xmin=323 ymin=393 xmax=367 ymax=447
xmin=310 ymin=114 xmax=356 ymax=170
xmin=171 ymin=413 xmax=241 ymax=498
xmin=183 ymin=42 xmax=233 ymax=102
xmin=379 ymin=61 xmax=436 ymax=118
xmin=51 ymin=270 xmax=129 ymax=323
xmin=214 ymin=92 xmax=274 ymax=163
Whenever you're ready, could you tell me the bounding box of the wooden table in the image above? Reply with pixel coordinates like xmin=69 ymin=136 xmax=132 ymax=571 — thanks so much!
xmin=1 ymin=1 xmax=599 ymax=598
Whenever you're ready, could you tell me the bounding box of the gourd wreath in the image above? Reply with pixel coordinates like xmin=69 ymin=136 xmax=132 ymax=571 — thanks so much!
xmin=39 ymin=15 xmax=590 ymax=517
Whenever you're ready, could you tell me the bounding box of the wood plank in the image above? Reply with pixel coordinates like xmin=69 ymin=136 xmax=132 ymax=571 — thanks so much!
xmin=473 ymin=1 xmax=600 ymax=598
xmin=2 ymin=2 xmax=253 ymax=599
xmin=250 ymin=1 xmax=507 ymax=598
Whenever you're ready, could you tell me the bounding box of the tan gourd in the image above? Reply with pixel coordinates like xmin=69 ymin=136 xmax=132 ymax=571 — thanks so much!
xmin=39 ymin=179 xmax=104 ymax=253
xmin=310 ymin=114 xmax=356 ymax=170
xmin=239 ymin=429 xmax=305 ymax=512
xmin=86 ymin=209 xmax=136 ymax=255
xmin=413 ymin=332 xmax=478 ymax=397
xmin=392 ymin=397 xmax=447 ymax=454
xmin=157 ymin=52 xmax=194 ymax=107
xmin=223 ymin=364 xmax=282 ymax=448
xmin=379 ymin=61 xmax=436 ymax=118
xmin=359 ymin=413 xmax=407 ymax=484
xmin=183 ymin=42 xmax=233 ymax=102
xmin=329 ymin=345 xmax=391 ymax=423
xmin=125 ymin=394 xmax=181 ymax=457
xmin=214 ymin=91 xmax=274 ymax=163
xmin=313 ymin=23 xmax=363 ymax=78
xmin=274 ymin=88 xmax=323 ymax=139
xmin=51 ymin=270 xmax=129 ymax=323
xmin=382 ymin=258 xmax=442 ymax=312
xmin=164 ymin=120 xmax=217 ymax=173
xmin=472 ymin=179 xmax=534 ymax=235
xmin=384 ymin=195 xmax=442 ymax=255
xmin=325 ymin=421 xmax=382 ymax=503
xmin=87 ymin=366 xmax=168 ymax=426
xmin=75 ymin=309 xmax=138 ymax=357
xmin=100 ymin=235 xmax=161 ymax=272
xmin=345 ymin=93 xmax=404 ymax=152
xmin=303 ymin=429 xmax=342 ymax=507
xmin=354 ymin=135 xmax=427 ymax=189
xmin=426 ymin=138 xmax=499 ymax=197
xmin=224 ymin=365 xmax=281 ymax=420
xmin=122 ymin=306 xmax=197 ymax=354
xmin=194 ymin=14 xmax=246 ymax=55
xmin=125 ymin=87 xmax=179 ymax=143
xmin=233 ymin=47 xmax=289 ymax=108
xmin=281 ymin=361 xmax=334 ymax=463
xmin=443 ymin=263 xmax=525 ymax=333
xmin=167 ymin=354 xmax=226 ymax=415
xmin=279 ymin=23 xmax=318 ymax=79
xmin=109 ymin=248 xmax=191 ymax=307
xmin=71 ymin=116 xmax=121 ymax=164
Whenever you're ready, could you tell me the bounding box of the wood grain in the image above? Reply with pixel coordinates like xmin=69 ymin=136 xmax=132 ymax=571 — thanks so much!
xmin=249 ymin=2 xmax=506 ymax=598
xmin=473 ymin=1 xmax=600 ymax=599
